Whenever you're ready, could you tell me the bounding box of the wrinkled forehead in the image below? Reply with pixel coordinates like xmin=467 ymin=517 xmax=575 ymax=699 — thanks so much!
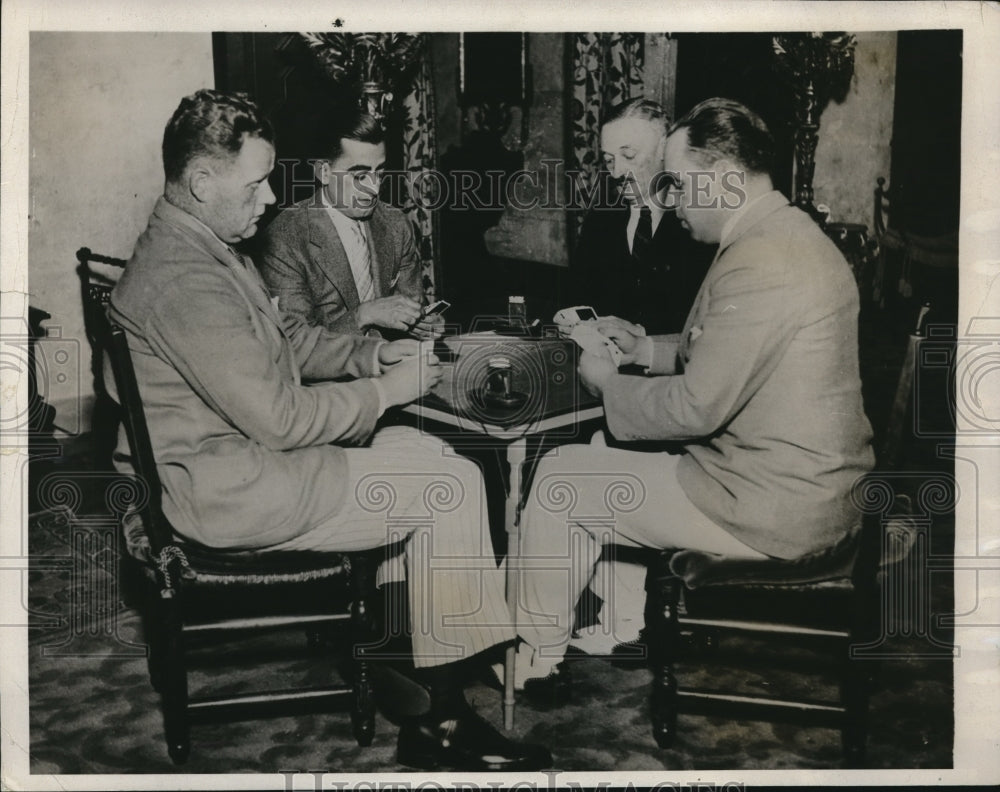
xmin=600 ymin=116 xmax=664 ymax=154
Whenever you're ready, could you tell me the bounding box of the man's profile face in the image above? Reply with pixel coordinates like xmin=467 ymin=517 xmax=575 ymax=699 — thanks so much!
xmin=664 ymin=130 xmax=729 ymax=245
xmin=204 ymin=135 xmax=276 ymax=244
xmin=600 ymin=116 xmax=666 ymax=207
xmin=322 ymin=138 xmax=386 ymax=220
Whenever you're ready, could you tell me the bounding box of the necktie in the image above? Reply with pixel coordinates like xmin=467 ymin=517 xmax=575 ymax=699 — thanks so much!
xmin=630 ymin=206 xmax=654 ymax=330
xmin=350 ymin=220 xmax=377 ymax=304
xmin=631 ymin=205 xmax=653 ymax=263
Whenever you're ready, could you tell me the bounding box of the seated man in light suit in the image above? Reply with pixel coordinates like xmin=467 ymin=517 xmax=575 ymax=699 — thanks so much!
xmin=510 ymin=98 xmax=875 ymax=687
xmin=108 ymin=90 xmax=549 ymax=771
xmin=258 ymin=107 xmax=441 ymax=339
xmin=567 ymin=98 xmax=718 ymax=652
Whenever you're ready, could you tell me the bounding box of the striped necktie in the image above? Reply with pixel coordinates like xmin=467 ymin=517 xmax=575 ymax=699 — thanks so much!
xmin=631 ymin=205 xmax=653 ymax=263
xmin=349 ymin=220 xmax=376 ymax=304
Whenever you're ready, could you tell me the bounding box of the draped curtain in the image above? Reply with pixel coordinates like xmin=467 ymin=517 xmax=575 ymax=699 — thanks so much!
xmin=570 ymin=33 xmax=645 ymax=232
xmin=400 ymin=38 xmax=439 ymax=299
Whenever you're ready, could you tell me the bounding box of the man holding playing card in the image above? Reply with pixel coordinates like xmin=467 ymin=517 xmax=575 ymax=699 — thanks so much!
xmin=508 ymin=98 xmax=874 ymax=689
xmin=258 ymin=105 xmax=442 ymax=340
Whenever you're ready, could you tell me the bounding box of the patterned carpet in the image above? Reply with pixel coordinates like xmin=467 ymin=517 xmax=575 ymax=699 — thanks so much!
xmin=26 ymin=498 xmax=954 ymax=775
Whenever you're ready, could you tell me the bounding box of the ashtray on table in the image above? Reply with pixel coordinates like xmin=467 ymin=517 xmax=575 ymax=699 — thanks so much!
xmin=469 ymin=388 xmax=529 ymax=410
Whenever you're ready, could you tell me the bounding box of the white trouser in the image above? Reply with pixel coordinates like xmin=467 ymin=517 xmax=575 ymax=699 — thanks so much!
xmin=515 ymin=444 xmax=765 ymax=662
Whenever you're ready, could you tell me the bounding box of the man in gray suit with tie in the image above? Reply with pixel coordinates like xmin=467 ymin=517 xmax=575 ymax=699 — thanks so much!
xmin=109 ymin=90 xmax=549 ymax=771
xmin=509 ymin=98 xmax=875 ymax=689
xmin=258 ymin=109 xmax=442 ymax=339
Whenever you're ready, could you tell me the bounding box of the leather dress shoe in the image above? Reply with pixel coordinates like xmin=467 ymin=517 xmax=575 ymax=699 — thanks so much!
xmin=397 ymin=706 xmax=552 ymax=771
xmin=522 ymin=661 xmax=572 ymax=707
xmin=610 ymin=633 xmax=651 ymax=667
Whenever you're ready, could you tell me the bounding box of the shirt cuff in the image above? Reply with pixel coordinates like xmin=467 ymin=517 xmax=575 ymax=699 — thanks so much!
xmin=371 ymin=377 xmax=388 ymax=418
xmin=372 ymin=341 xmax=385 ymax=375
xmin=371 ymin=343 xmax=388 ymax=416
xmin=639 ymin=336 xmax=655 ymax=372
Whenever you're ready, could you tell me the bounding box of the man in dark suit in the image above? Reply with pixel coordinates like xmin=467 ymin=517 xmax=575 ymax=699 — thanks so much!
xmin=258 ymin=109 xmax=442 ymax=339
xmin=570 ymin=98 xmax=716 ymax=335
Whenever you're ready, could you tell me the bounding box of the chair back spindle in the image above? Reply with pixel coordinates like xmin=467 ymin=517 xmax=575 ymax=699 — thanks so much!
xmin=105 ymin=325 xmax=175 ymax=557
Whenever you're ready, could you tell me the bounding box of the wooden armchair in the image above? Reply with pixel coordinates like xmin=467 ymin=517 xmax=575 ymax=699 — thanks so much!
xmin=637 ymin=306 xmax=932 ymax=766
xmin=76 ymin=247 xmax=127 ymax=469
xmin=543 ymin=307 xmax=932 ymax=767
xmin=870 ymin=178 xmax=958 ymax=316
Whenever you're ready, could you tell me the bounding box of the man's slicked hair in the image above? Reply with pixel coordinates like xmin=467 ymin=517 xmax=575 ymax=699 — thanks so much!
xmin=316 ymin=104 xmax=386 ymax=162
xmin=162 ymin=89 xmax=274 ymax=183
xmin=601 ymin=96 xmax=670 ymax=130
xmin=669 ymin=98 xmax=774 ymax=176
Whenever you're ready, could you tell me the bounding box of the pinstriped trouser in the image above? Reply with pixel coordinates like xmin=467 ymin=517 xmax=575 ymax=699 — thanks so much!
xmin=274 ymin=426 xmax=514 ymax=668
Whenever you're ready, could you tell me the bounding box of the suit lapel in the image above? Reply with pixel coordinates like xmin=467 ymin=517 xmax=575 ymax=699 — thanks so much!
xmin=369 ymin=205 xmax=394 ymax=297
xmin=614 ymin=205 xmax=632 ymax=259
xmin=222 ymin=255 xmax=301 ymax=383
xmin=230 ymin=255 xmax=280 ymax=322
xmin=153 ymin=198 xmax=299 ymax=381
xmin=308 ymin=207 xmax=361 ymax=308
xmin=677 ymin=192 xmax=791 ymax=366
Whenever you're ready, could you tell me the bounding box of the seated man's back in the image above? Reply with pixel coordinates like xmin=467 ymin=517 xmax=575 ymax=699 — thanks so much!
xmin=510 ymin=97 xmax=874 ymax=687
xmin=104 ymin=88 xmax=551 ymax=773
xmin=109 ymin=195 xmax=383 ymax=549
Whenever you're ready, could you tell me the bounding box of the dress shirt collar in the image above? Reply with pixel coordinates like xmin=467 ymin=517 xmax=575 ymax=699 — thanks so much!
xmin=317 ymin=188 xmax=366 ymax=240
xmin=629 ymin=193 xmax=667 ymax=230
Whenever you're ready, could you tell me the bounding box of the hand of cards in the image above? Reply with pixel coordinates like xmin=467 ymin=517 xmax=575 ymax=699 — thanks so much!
xmin=569 ymin=322 xmax=623 ymax=367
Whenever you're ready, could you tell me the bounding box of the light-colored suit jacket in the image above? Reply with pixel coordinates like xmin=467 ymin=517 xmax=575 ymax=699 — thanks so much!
xmin=257 ymin=197 xmax=424 ymax=334
xmin=108 ymin=197 xmax=384 ymax=550
xmin=602 ymin=191 xmax=875 ymax=558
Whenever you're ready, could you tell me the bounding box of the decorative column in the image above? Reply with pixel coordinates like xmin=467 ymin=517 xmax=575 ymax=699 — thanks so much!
xmin=793 ymin=77 xmax=820 ymax=209
xmin=773 ymin=32 xmax=856 ymax=222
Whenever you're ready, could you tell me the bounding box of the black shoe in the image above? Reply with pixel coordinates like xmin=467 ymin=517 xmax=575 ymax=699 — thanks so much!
xmin=610 ymin=634 xmax=651 ymax=667
xmin=521 ymin=661 xmax=572 ymax=708
xmin=397 ymin=707 xmax=553 ymax=771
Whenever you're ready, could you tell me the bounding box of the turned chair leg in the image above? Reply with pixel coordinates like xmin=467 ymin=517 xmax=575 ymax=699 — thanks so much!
xmin=142 ymin=582 xmax=165 ymax=693
xmin=841 ymin=590 xmax=880 ymax=767
xmin=841 ymin=652 xmax=870 ymax=767
xmin=158 ymin=594 xmax=190 ymax=764
xmin=647 ymin=557 xmax=680 ymax=748
xmin=350 ymin=551 xmax=377 ymax=747
xmin=841 ymin=583 xmax=882 ymax=766
xmin=351 ymin=645 xmax=375 ymax=747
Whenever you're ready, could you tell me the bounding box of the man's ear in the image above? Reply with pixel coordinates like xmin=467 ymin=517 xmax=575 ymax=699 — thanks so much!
xmin=713 ymin=158 xmax=735 ymax=180
xmin=314 ymin=159 xmax=331 ymax=185
xmin=188 ymin=162 xmax=215 ymax=204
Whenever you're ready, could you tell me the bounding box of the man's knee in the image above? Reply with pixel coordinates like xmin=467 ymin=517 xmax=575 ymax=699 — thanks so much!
xmin=532 ymin=444 xmax=591 ymax=480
